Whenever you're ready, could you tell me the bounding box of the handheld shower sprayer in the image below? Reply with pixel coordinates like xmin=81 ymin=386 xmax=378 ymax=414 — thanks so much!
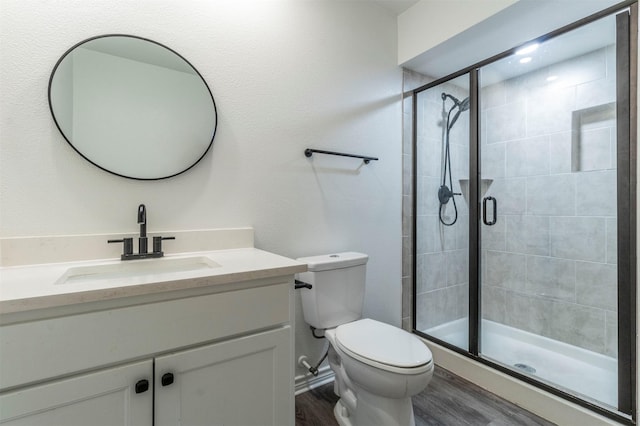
xmin=438 ymin=92 xmax=469 ymax=226
xmin=449 ymin=97 xmax=470 ymax=129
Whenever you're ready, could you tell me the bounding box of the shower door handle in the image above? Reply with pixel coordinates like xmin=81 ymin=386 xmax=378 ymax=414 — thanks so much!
xmin=482 ymin=196 xmax=497 ymax=226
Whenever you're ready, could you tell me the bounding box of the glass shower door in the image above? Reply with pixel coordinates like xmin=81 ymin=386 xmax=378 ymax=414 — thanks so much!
xmin=414 ymin=74 xmax=470 ymax=350
xmin=478 ymin=12 xmax=620 ymax=409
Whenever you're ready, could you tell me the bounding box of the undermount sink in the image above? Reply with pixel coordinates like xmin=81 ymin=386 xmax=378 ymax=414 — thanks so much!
xmin=55 ymin=256 xmax=221 ymax=285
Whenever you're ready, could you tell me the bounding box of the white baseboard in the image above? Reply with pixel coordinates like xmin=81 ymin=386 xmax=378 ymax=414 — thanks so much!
xmin=294 ymin=365 xmax=334 ymax=395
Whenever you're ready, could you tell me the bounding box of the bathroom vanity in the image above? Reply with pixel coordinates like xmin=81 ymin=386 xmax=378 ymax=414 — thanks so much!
xmin=0 ymin=229 xmax=306 ymax=426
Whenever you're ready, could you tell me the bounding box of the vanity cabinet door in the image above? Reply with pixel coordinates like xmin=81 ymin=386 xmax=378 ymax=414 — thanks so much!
xmin=0 ymin=360 xmax=153 ymax=426
xmin=154 ymin=326 xmax=292 ymax=426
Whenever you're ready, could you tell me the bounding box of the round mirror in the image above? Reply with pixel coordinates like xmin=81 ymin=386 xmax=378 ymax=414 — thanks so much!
xmin=48 ymin=35 xmax=217 ymax=180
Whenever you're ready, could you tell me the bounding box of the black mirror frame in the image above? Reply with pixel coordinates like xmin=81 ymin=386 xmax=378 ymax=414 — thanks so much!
xmin=48 ymin=34 xmax=218 ymax=181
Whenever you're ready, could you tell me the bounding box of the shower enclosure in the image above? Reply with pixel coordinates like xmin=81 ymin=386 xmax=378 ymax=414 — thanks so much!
xmin=410 ymin=3 xmax=636 ymax=423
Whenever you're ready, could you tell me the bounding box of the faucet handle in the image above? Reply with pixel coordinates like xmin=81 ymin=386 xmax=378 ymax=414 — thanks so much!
xmin=152 ymin=236 xmax=175 ymax=255
xmin=108 ymin=238 xmax=134 ymax=257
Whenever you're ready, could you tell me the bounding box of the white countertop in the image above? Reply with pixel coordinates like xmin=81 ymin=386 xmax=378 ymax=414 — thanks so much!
xmin=0 ymin=248 xmax=307 ymax=315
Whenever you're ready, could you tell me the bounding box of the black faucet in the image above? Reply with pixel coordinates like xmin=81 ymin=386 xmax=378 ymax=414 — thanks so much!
xmin=108 ymin=204 xmax=174 ymax=260
xmin=138 ymin=204 xmax=148 ymax=255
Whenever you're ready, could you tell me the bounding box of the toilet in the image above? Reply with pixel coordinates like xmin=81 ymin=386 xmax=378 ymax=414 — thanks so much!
xmin=296 ymin=252 xmax=433 ymax=426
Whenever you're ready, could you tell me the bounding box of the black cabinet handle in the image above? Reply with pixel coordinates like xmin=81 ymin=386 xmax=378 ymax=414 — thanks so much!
xmin=482 ymin=196 xmax=497 ymax=226
xmin=135 ymin=379 xmax=149 ymax=394
xmin=161 ymin=372 xmax=174 ymax=387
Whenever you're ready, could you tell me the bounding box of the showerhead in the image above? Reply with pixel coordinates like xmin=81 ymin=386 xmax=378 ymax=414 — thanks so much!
xmin=441 ymin=92 xmax=469 ymax=109
xmin=459 ymin=97 xmax=470 ymax=112
xmin=449 ymin=96 xmax=470 ymax=129
xmin=441 ymin=92 xmax=461 ymax=105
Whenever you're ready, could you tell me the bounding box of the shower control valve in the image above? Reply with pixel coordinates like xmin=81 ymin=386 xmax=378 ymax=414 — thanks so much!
xmin=438 ymin=185 xmax=460 ymax=205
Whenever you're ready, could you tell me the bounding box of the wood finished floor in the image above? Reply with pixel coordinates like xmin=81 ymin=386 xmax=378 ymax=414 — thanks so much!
xmin=295 ymin=366 xmax=556 ymax=426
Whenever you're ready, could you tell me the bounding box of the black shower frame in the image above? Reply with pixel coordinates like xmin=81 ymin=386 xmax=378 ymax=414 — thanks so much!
xmin=410 ymin=1 xmax=637 ymax=424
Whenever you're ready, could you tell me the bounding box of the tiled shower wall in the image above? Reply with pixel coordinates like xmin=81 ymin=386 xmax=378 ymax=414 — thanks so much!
xmin=402 ymin=45 xmax=618 ymax=357
xmin=481 ymin=46 xmax=617 ymax=356
xmin=414 ymin=78 xmax=471 ymax=333
xmin=402 ymin=69 xmax=433 ymax=331
xmin=402 ymin=70 xmax=471 ymax=333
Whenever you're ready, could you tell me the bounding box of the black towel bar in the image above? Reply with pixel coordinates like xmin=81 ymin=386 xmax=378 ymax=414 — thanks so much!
xmin=304 ymin=148 xmax=378 ymax=164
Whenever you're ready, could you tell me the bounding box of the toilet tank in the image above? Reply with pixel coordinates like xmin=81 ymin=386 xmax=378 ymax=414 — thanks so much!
xmin=296 ymin=252 xmax=368 ymax=329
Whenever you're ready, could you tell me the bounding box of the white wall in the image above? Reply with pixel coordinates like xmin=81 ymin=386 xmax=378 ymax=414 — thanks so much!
xmin=397 ymin=0 xmax=518 ymax=65
xmin=0 ymin=0 xmax=403 ymax=379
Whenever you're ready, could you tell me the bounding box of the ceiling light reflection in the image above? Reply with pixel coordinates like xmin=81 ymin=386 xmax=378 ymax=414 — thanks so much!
xmin=516 ymin=43 xmax=539 ymax=55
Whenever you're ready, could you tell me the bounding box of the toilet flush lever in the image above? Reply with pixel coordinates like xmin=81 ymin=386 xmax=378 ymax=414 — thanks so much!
xmin=294 ymin=279 xmax=312 ymax=290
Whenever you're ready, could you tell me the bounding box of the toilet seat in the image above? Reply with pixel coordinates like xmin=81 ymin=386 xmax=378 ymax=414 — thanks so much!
xmin=335 ymin=318 xmax=433 ymax=375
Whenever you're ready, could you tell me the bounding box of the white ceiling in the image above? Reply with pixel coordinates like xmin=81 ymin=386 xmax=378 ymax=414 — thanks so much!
xmin=480 ymin=12 xmax=616 ymax=86
xmin=401 ymin=0 xmax=623 ymax=80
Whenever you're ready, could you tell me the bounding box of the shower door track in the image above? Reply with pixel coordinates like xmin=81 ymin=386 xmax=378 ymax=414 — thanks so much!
xmin=410 ymin=1 xmax=638 ymax=424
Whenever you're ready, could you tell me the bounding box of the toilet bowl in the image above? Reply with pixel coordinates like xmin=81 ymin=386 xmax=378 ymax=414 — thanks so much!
xmin=296 ymin=252 xmax=433 ymax=426
xmin=326 ymin=319 xmax=433 ymax=426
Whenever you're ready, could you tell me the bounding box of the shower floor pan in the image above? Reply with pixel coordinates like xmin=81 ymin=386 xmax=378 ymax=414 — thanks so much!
xmin=424 ymin=318 xmax=617 ymax=408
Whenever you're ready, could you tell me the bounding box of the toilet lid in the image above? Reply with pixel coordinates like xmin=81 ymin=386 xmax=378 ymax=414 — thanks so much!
xmin=335 ymin=318 xmax=432 ymax=369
